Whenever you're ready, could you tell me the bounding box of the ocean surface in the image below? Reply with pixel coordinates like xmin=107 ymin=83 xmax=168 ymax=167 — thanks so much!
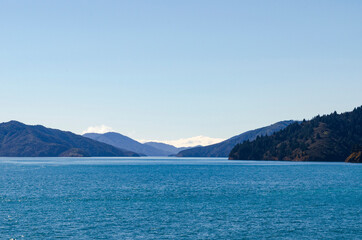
xmin=0 ymin=157 xmax=361 ymax=240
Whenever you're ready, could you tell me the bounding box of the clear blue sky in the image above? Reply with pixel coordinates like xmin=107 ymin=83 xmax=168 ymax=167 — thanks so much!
xmin=1 ymin=0 xmax=361 ymax=140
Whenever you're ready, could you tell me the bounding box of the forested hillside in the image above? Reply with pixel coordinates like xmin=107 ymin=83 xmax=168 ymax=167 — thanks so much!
xmin=229 ymin=106 xmax=362 ymax=162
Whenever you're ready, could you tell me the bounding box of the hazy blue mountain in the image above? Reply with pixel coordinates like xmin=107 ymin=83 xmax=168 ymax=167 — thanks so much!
xmin=177 ymin=120 xmax=295 ymax=157
xmin=0 ymin=121 xmax=139 ymax=157
xmin=84 ymin=132 xmax=171 ymax=156
xmin=144 ymin=142 xmax=190 ymax=155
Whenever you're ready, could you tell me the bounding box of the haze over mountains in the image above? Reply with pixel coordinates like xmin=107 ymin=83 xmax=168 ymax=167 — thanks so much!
xmin=84 ymin=122 xmax=296 ymax=157
xmin=0 ymin=121 xmax=138 ymax=157
xmin=143 ymin=142 xmax=190 ymax=155
xmin=83 ymin=132 xmax=188 ymax=156
xmin=177 ymin=121 xmax=295 ymax=157
xmin=141 ymin=136 xmax=224 ymax=148
xmin=1 ymin=106 xmax=361 ymax=162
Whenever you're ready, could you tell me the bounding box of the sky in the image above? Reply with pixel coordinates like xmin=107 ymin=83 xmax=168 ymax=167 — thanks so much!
xmin=1 ymin=1 xmax=362 ymax=146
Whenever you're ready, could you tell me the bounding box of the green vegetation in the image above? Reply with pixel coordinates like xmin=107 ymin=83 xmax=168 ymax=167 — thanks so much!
xmin=229 ymin=106 xmax=362 ymax=162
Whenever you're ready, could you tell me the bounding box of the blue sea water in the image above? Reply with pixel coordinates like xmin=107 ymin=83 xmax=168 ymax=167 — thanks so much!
xmin=0 ymin=157 xmax=361 ymax=240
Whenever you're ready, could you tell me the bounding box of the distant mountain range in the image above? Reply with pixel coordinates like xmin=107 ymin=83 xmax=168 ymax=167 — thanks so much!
xmin=84 ymin=132 xmax=188 ymax=156
xmin=3 ymin=105 xmax=361 ymax=162
xmin=177 ymin=120 xmax=295 ymax=157
xmin=229 ymin=106 xmax=362 ymax=162
xmin=0 ymin=121 xmax=139 ymax=157
xmin=143 ymin=142 xmax=190 ymax=155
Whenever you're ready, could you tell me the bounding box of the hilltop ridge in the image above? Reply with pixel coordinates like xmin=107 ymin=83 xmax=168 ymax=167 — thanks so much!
xmin=177 ymin=121 xmax=295 ymax=157
xmin=0 ymin=121 xmax=138 ymax=157
xmin=229 ymin=106 xmax=362 ymax=162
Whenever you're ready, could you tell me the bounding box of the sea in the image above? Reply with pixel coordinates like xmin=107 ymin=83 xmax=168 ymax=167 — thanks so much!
xmin=0 ymin=157 xmax=361 ymax=239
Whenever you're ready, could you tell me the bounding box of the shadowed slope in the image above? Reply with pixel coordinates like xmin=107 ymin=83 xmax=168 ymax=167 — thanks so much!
xmin=84 ymin=132 xmax=171 ymax=156
xmin=0 ymin=121 xmax=138 ymax=157
xmin=229 ymin=106 xmax=362 ymax=162
xmin=177 ymin=121 xmax=295 ymax=157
